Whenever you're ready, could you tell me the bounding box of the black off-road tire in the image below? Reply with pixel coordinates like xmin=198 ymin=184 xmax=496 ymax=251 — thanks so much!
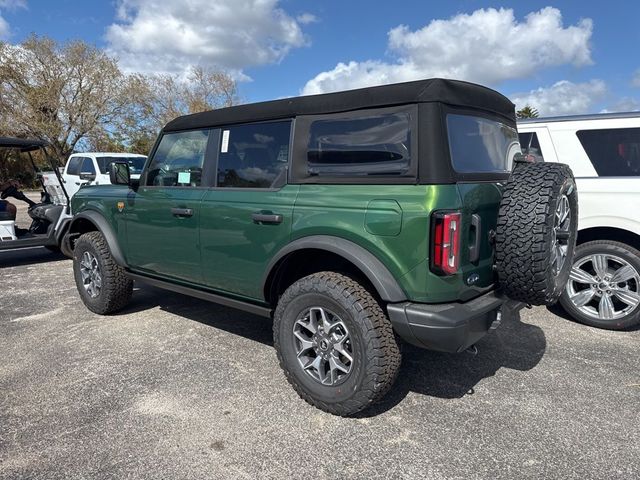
xmin=559 ymin=241 xmax=640 ymax=330
xmin=273 ymin=272 xmax=401 ymax=416
xmin=73 ymin=231 xmax=133 ymax=314
xmin=495 ymin=162 xmax=578 ymax=305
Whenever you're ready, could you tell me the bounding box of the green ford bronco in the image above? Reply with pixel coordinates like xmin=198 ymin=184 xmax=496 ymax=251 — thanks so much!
xmin=65 ymin=79 xmax=578 ymax=415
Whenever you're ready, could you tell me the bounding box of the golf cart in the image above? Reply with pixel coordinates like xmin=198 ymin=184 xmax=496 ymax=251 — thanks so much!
xmin=0 ymin=137 xmax=72 ymax=254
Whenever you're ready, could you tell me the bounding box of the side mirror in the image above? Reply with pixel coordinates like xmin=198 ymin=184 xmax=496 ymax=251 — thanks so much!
xmin=79 ymin=172 xmax=96 ymax=181
xmin=110 ymin=162 xmax=131 ymax=186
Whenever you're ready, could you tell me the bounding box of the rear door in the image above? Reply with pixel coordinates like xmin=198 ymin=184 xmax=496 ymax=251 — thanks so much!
xmin=446 ymin=113 xmax=521 ymax=290
xmin=125 ymin=129 xmax=211 ymax=282
xmin=199 ymin=120 xmax=298 ymax=301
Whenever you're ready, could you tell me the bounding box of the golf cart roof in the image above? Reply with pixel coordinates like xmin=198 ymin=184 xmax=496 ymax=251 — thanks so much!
xmin=0 ymin=137 xmax=49 ymax=152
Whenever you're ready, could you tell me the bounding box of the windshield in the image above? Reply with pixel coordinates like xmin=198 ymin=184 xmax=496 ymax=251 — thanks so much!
xmin=447 ymin=114 xmax=520 ymax=173
xmin=96 ymin=156 xmax=147 ymax=174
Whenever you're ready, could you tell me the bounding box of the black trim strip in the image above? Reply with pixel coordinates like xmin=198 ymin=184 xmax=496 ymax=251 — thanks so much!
xmin=127 ymin=272 xmax=273 ymax=318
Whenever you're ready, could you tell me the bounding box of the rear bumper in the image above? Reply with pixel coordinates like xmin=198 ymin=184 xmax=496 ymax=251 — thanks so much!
xmin=387 ymin=291 xmax=524 ymax=353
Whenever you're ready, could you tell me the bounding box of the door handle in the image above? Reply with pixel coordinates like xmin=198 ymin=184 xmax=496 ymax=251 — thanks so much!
xmin=252 ymin=212 xmax=283 ymax=224
xmin=171 ymin=207 xmax=194 ymax=217
xmin=469 ymin=213 xmax=481 ymax=263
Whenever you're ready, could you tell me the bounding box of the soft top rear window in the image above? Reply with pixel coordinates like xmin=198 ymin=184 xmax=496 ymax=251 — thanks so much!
xmin=447 ymin=114 xmax=520 ymax=174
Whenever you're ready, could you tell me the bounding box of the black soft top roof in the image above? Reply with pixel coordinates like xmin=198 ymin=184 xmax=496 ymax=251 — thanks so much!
xmin=0 ymin=137 xmax=48 ymax=152
xmin=164 ymin=78 xmax=515 ymax=132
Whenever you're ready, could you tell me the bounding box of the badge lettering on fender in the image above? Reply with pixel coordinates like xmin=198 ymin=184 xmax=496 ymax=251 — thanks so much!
xmin=117 ymin=201 xmax=125 ymax=212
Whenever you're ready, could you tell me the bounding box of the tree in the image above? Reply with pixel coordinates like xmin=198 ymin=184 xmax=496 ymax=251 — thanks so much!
xmin=0 ymin=35 xmax=239 ymax=164
xmin=113 ymin=66 xmax=239 ymax=154
xmin=516 ymin=105 xmax=540 ymax=119
xmin=0 ymin=35 xmax=135 ymax=162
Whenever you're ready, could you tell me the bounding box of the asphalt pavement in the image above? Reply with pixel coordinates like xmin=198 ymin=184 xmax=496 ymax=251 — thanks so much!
xmin=0 ymin=247 xmax=638 ymax=479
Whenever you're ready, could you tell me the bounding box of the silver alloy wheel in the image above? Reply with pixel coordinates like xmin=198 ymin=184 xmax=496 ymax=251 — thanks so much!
xmin=551 ymin=194 xmax=572 ymax=276
xmin=566 ymin=253 xmax=640 ymax=321
xmin=80 ymin=251 xmax=102 ymax=298
xmin=293 ymin=307 xmax=353 ymax=386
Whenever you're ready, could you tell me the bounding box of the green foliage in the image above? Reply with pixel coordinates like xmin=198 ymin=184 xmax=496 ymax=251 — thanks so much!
xmin=0 ymin=35 xmax=238 ymax=182
xmin=516 ymin=105 xmax=540 ymax=119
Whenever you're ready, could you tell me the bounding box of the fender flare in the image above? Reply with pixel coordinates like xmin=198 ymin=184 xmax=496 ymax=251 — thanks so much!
xmin=262 ymin=235 xmax=408 ymax=302
xmin=68 ymin=210 xmax=127 ymax=267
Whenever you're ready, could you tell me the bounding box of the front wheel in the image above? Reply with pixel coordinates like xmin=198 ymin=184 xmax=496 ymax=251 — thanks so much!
xmin=273 ymin=272 xmax=401 ymax=416
xmin=559 ymin=240 xmax=640 ymax=330
xmin=73 ymin=231 xmax=133 ymax=314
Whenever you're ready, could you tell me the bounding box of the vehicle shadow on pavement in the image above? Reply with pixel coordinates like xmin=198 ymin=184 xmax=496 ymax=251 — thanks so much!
xmin=123 ymin=286 xmax=546 ymax=416
xmin=0 ymin=247 xmax=68 ymax=268
xmin=358 ymin=313 xmax=547 ymax=417
xmin=122 ymin=284 xmax=275 ymax=346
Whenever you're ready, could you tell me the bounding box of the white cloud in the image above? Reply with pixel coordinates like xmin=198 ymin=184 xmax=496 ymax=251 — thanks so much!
xmin=0 ymin=16 xmax=9 ymax=39
xmin=0 ymin=1 xmax=26 ymax=8
xmin=296 ymin=13 xmax=317 ymax=25
xmin=106 ymin=0 xmax=308 ymax=77
xmin=302 ymin=7 xmax=593 ymax=95
xmin=510 ymin=80 xmax=607 ymax=116
xmin=600 ymin=97 xmax=640 ymax=114
xmin=0 ymin=0 xmax=26 ymax=40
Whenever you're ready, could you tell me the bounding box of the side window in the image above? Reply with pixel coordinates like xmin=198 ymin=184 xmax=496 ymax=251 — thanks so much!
xmin=146 ymin=130 xmax=209 ymax=187
xmin=306 ymin=111 xmax=411 ymax=177
xmin=519 ymin=132 xmax=545 ymax=162
xmin=80 ymin=157 xmax=96 ymax=175
xmin=217 ymin=121 xmax=291 ymax=188
xmin=66 ymin=157 xmax=82 ymax=175
xmin=577 ymin=128 xmax=640 ymax=177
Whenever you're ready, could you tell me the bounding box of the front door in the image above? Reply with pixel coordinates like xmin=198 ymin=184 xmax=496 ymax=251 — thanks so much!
xmin=126 ymin=129 xmax=211 ymax=283
xmin=199 ymin=120 xmax=297 ymax=301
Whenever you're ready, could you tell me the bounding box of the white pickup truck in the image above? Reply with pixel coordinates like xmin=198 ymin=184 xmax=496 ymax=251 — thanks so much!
xmin=518 ymin=113 xmax=640 ymax=330
xmin=61 ymin=152 xmax=147 ymax=199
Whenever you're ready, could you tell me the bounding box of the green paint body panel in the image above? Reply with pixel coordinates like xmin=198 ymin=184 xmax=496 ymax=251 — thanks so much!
xmin=199 ymin=185 xmax=300 ymax=299
xmin=71 ymin=179 xmax=502 ymax=305
xmin=365 ymin=199 xmax=403 ymax=236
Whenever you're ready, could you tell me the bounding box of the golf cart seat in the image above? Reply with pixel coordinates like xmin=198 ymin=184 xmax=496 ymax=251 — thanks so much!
xmin=29 ymin=203 xmax=64 ymax=224
xmin=0 ymin=211 xmax=13 ymax=221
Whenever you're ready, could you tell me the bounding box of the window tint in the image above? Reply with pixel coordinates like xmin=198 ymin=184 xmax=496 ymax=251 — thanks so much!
xmin=577 ymin=128 xmax=640 ymax=176
xmin=97 ymin=156 xmax=147 ymax=175
xmin=519 ymin=132 xmax=545 ymax=162
xmin=146 ymin=130 xmax=209 ymax=187
xmin=66 ymin=157 xmax=83 ymax=175
xmin=306 ymin=112 xmax=411 ymax=176
xmin=447 ymin=114 xmax=519 ymax=173
xmin=217 ymin=121 xmax=290 ymax=188
xmin=80 ymin=157 xmax=96 ymax=175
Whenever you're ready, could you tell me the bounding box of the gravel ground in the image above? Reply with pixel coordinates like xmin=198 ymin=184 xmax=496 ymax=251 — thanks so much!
xmin=0 ymin=247 xmax=639 ymax=480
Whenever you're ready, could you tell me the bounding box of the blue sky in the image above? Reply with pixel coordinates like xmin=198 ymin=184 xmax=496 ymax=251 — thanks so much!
xmin=1 ymin=0 xmax=639 ymax=115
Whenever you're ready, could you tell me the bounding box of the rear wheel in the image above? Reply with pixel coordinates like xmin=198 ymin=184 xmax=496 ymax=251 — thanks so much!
xmin=73 ymin=231 xmax=133 ymax=314
xmin=559 ymin=241 xmax=640 ymax=330
xmin=273 ymin=272 xmax=401 ymax=416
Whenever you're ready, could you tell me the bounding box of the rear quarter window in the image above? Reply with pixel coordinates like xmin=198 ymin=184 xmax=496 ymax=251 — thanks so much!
xmin=307 ymin=113 xmax=411 ymax=176
xmin=447 ymin=114 xmax=520 ymax=173
xmin=577 ymin=128 xmax=640 ymax=176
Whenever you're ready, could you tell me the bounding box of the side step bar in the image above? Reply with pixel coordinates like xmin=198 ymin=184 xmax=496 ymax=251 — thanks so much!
xmin=127 ymin=272 xmax=273 ymax=318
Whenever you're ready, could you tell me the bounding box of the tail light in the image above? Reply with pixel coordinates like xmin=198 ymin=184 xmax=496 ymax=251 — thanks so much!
xmin=431 ymin=211 xmax=461 ymax=275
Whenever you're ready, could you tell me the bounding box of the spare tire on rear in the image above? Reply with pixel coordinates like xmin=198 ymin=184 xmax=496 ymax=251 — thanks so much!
xmin=495 ymin=162 xmax=578 ymax=306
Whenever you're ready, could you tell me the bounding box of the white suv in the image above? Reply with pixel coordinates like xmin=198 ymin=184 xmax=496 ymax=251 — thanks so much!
xmin=518 ymin=113 xmax=640 ymax=330
xmin=61 ymin=152 xmax=147 ymax=199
